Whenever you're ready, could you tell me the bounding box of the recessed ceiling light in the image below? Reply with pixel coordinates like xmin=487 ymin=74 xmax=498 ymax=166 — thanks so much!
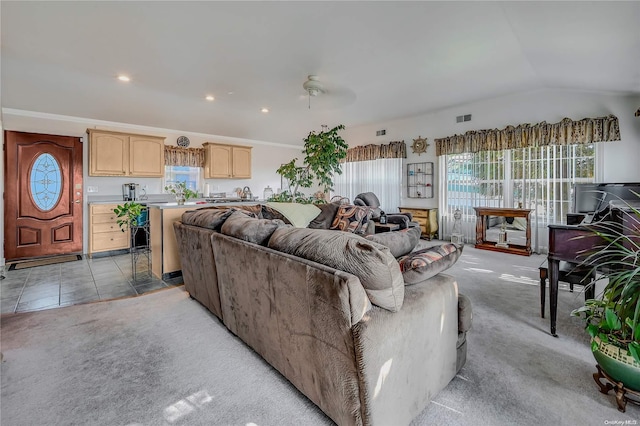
xmin=205 ymin=95 xmax=215 ymax=101
xmin=117 ymin=75 xmax=130 ymax=82
xmin=261 ymin=108 xmax=269 ymax=113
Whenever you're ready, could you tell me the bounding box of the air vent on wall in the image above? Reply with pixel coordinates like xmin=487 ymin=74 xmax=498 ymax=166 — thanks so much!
xmin=456 ymin=114 xmax=472 ymax=123
xmin=376 ymin=129 xmax=386 ymax=136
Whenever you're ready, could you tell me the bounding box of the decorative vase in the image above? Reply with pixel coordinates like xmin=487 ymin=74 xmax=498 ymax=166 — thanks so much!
xmin=176 ymin=194 xmax=185 ymax=205
xmin=592 ymin=336 xmax=640 ymax=391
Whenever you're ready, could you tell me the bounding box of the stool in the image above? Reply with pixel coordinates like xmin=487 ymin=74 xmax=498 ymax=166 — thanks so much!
xmin=539 ymin=260 xmax=596 ymax=318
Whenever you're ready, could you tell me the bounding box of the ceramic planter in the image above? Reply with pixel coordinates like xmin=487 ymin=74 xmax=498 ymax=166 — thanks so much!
xmin=592 ymin=336 xmax=640 ymax=391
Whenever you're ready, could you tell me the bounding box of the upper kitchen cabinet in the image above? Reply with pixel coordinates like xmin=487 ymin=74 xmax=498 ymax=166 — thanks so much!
xmin=88 ymin=129 xmax=165 ymax=177
xmin=203 ymin=143 xmax=252 ymax=179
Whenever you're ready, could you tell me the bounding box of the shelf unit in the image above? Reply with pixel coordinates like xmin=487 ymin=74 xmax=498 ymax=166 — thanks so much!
xmin=407 ymin=162 xmax=434 ymax=198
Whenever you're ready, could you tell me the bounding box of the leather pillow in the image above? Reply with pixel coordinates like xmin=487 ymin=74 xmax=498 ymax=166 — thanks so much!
xmin=220 ymin=210 xmax=287 ymax=246
xmin=397 ymin=243 xmax=463 ymax=285
xmin=307 ymin=202 xmax=341 ymax=229
xmin=268 ymin=227 xmax=404 ymax=312
xmin=329 ymin=205 xmax=372 ymax=234
xmin=365 ymin=227 xmax=421 ymax=258
xmin=181 ymin=208 xmax=235 ymax=231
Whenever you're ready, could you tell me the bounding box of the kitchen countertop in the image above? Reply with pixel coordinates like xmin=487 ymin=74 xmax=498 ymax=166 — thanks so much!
xmin=87 ymin=198 xmax=262 ymax=209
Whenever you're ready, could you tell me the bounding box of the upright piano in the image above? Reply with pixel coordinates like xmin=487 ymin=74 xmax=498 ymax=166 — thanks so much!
xmin=546 ymin=196 xmax=640 ymax=336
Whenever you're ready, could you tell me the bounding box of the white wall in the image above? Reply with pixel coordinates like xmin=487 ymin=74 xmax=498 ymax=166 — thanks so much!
xmin=1 ymin=110 xmax=303 ymax=256
xmin=342 ymin=89 xmax=640 ymax=210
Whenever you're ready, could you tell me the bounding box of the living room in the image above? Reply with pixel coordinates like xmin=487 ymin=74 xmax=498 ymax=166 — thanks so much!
xmin=2 ymin=2 xmax=640 ymax=425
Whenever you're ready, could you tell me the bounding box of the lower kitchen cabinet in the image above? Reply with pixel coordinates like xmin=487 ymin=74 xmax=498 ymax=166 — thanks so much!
xmin=398 ymin=207 xmax=438 ymax=240
xmin=89 ymin=204 xmax=129 ymax=257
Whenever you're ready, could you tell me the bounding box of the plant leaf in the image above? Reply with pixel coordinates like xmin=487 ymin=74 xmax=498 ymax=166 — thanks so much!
xmin=629 ymin=342 xmax=640 ymax=364
xmin=605 ymin=308 xmax=622 ymax=331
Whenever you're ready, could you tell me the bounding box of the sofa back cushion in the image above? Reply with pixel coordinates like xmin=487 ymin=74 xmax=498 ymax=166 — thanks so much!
xmin=181 ymin=208 xmax=235 ymax=231
xmin=268 ymin=227 xmax=404 ymax=312
xmin=221 ymin=210 xmax=288 ymax=246
xmin=365 ymin=226 xmax=421 ymax=258
xmin=307 ymin=202 xmax=341 ymax=229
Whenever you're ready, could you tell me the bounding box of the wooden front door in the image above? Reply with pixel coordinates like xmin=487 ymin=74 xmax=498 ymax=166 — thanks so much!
xmin=4 ymin=131 xmax=83 ymax=261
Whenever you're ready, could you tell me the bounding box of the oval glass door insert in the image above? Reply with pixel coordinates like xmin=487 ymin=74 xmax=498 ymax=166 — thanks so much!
xmin=30 ymin=153 xmax=62 ymax=211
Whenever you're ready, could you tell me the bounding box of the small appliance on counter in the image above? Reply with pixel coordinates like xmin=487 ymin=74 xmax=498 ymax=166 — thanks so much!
xmin=123 ymin=183 xmax=140 ymax=201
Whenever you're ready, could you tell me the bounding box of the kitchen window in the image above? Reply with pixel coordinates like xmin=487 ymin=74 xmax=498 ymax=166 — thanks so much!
xmin=164 ymin=166 xmax=202 ymax=193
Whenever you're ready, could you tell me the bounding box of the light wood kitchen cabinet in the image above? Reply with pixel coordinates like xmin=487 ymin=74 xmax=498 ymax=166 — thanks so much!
xmin=399 ymin=207 xmax=439 ymax=240
xmin=203 ymin=143 xmax=252 ymax=179
xmin=89 ymin=203 xmax=129 ymax=257
xmin=88 ymin=129 xmax=165 ymax=177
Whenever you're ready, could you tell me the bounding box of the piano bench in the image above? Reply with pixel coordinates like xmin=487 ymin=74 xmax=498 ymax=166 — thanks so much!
xmin=539 ymin=260 xmax=596 ymax=319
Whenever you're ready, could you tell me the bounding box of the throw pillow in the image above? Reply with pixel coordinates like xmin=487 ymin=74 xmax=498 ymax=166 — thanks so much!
xmin=397 ymin=243 xmax=463 ymax=285
xmin=365 ymin=226 xmax=421 ymax=258
xmin=261 ymin=205 xmax=291 ymax=224
xmin=181 ymin=208 xmax=235 ymax=231
xmin=268 ymin=227 xmax=404 ymax=312
xmin=307 ymin=202 xmax=341 ymax=229
xmin=220 ymin=210 xmax=287 ymax=246
xmin=265 ymin=202 xmax=321 ymax=228
xmin=329 ymin=205 xmax=372 ymax=234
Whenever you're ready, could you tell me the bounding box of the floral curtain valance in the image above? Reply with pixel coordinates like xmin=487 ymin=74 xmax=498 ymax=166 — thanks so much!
xmin=343 ymin=140 xmax=407 ymax=163
xmin=434 ymin=114 xmax=620 ymax=156
xmin=164 ymin=145 xmax=205 ymax=167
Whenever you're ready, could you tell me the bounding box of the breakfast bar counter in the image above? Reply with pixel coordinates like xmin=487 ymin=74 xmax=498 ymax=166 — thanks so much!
xmin=148 ymin=201 xmax=259 ymax=279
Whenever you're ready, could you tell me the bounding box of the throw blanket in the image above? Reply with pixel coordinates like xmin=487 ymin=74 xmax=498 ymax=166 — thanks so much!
xmin=265 ymin=202 xmax=321 ymax=228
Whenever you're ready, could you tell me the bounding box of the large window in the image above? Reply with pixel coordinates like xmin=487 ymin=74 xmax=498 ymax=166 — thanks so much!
xmin=334 ymin=158 xmax=403 ymax=212
xmin=441 ymin=144 xmax=596 ymax=252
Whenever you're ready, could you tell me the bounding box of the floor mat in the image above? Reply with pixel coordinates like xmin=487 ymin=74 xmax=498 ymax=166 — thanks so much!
xmin=8 ymin=254 xmax=83 ymax=271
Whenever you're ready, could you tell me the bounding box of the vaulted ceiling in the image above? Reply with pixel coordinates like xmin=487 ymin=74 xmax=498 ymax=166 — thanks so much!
xmin=2 ymin=1 xmax=639 ymax=145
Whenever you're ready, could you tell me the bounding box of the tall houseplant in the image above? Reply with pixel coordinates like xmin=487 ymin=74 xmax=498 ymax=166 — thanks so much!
xmin=571 ymin=194 xmax=640 ymax=395
xmin=276 ymin=124 xmax=348 ymax=202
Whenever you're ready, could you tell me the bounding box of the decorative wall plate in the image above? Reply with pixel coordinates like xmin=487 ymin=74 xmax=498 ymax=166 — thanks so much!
xmin=411 ymin=136 xmax=428 ymax=155
xmin=177 ymin=136 xmax=190 ymax=147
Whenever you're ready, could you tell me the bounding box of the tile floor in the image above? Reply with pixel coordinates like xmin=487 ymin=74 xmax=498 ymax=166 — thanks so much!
xmin=0 ymin=253 xmax=183 ymax=314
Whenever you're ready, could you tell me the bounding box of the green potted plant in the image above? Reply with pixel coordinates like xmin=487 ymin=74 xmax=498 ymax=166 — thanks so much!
xmin=276 ymin=124 xmax=348 ymax=201
xmin=571 ymin=195 xmax=640 ymax=396
xmin=165 ymin=181 xmax=198 ymax=205
xmin=113 ymin=201 xmax=144 ymax=232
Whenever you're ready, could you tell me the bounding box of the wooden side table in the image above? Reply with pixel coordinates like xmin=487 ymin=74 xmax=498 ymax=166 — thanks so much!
xmin=374 ymin=223 xmax=400 ymax=233
xmin=398 ymin=207 xmax=438 ymax=239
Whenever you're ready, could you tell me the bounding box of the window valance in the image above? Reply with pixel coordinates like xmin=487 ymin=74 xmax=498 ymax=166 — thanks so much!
xmin=435 ymin=115 xmax=620 ymax=156
xmin=164 ymin=145 xmax=205 ymax=167
xmin=343 ymin=140 xmax=406 ymax=163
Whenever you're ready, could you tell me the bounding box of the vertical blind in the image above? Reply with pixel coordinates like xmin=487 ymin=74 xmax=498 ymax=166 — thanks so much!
xmin=440 ymin=144 xmax=596 ymax=253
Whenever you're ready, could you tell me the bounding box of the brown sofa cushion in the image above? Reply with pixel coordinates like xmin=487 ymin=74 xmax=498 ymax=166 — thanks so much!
xmin=220 ymin=210 xmax=287 ymax=246
xmin=329 ymin=205 xmax=372 ymax=235
xmin=307 ymin=202 xmax=341 ymax=229
xmin=397 ymin=243 xmax=463 ymax=285
xmin=268 ymin=227 xmax=404 ymax=312
xmin=181 ymin=208 xmax=235 ymax=231
xmin=365 ymin=227 xmax=421 ymax=257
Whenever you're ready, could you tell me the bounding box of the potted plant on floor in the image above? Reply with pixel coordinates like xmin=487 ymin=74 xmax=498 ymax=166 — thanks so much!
xmin=276 ymin=124 xmax=348 ymax=203
xmin=571 ymin=195 xmax=640 ymax=408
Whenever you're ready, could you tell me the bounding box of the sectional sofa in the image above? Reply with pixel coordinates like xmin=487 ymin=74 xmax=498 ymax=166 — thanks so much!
xmin=173 ymin=204 xmax=471 ymax=425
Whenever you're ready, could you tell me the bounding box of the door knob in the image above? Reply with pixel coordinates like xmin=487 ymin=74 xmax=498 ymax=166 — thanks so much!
xmin=75 ymin=200 xmax=81 ymax=203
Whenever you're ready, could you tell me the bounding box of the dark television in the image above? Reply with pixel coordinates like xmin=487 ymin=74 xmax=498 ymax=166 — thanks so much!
xmin=573 ymin=183 xmax=640 ymax=215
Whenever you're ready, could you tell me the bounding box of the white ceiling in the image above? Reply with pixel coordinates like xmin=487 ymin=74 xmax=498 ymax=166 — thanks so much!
xmin=2 ymin=1 xmax=639 ymax=145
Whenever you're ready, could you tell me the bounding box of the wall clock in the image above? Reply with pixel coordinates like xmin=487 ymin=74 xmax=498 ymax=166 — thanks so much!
xmin=411 ymin=136 xmax=428 ymax=155
xmin=177 ymin=136 xmax=190 ymax=147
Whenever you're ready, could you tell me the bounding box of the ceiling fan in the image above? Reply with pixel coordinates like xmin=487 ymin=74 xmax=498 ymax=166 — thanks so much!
xmin=301 ymin=75 xmax=356 ymax=110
